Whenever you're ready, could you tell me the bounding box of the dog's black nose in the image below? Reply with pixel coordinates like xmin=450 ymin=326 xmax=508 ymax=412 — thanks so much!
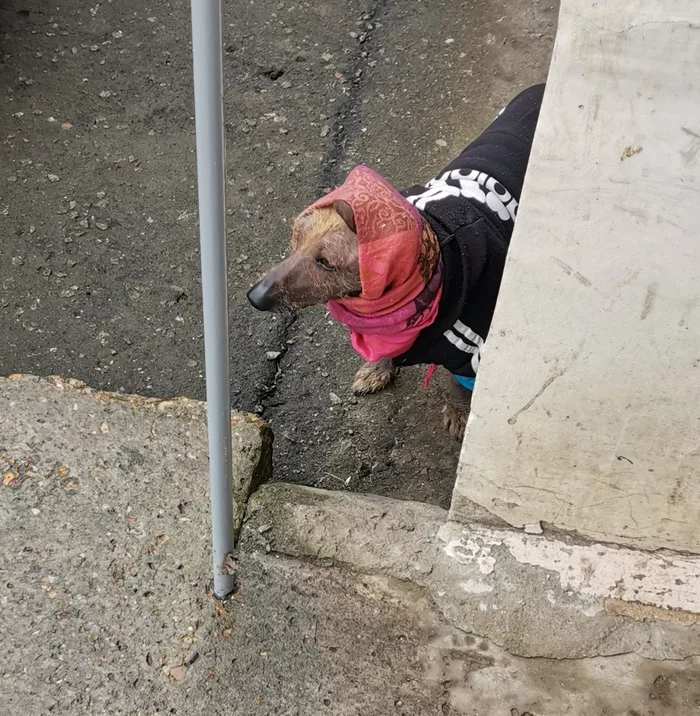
xmin=247 ymin=280 xmax=277 ymax=311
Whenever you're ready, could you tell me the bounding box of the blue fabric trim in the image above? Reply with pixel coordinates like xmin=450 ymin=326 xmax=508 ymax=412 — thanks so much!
xmin=453 ymin=374 xmax=475 ymax=391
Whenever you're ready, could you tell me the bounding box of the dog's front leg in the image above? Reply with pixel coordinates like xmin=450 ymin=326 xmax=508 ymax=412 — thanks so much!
xmin=443 ymin=377 xmax=472 ymax=440
xmin=351 ymin=358 xmax=397 ymax=396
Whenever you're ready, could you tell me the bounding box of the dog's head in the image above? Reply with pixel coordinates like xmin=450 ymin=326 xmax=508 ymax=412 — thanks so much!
xmin=247 ymin=200 xmax=361 ymax=311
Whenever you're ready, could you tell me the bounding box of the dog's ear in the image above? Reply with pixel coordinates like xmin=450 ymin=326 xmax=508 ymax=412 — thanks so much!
xmin=333 ymin=200 xmax=356 ymax=234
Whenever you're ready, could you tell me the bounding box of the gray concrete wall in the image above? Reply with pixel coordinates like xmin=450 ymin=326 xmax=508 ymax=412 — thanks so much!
xmin=452 ymin=0 xmax=700 ymax=552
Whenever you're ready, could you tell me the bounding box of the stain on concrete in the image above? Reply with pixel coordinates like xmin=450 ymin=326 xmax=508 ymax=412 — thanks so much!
xmin=552 ymin=256 xmax=593 ymax=287
xmin=605 ymin=597 xmax=700 ymax=626
xmin=641 ymin=283 xmax=658 ymax=320
xmin=680 ymin=126 xmax=700 ymax=165
xmin=621 ymin=144 xmax=643 ymax=161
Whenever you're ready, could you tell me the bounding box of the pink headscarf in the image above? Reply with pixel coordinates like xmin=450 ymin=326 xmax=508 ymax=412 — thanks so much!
xmin=307 ymin=165 xmax=442 ymax=362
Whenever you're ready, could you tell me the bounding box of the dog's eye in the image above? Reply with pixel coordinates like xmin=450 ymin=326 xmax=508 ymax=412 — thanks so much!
xmin=316 ymin=256 xmax=336 ymax=271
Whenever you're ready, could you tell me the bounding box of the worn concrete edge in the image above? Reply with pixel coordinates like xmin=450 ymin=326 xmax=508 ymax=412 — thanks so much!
xmin=0 ymin=373 xmax=272 ymax=541
xmin=240 ymin=482 xmax=700 ymax=660
xmin=454 ymin=485 xmax=700 ymax=561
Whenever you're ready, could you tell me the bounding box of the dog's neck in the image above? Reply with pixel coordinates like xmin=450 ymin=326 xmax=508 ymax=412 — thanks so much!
xmin=327 ymin=221 xmax=444 ymax=363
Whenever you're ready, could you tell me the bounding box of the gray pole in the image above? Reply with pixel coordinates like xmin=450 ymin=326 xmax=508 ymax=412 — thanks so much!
xmin=191 ymin=0 xmax=236 ymax=598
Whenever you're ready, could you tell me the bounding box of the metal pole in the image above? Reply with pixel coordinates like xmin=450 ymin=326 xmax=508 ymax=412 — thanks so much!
xmin=191 ymin=0 xmax=235 ymax=598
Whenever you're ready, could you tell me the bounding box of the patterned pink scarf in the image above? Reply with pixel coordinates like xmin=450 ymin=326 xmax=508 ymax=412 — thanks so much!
xmin=307 ymin=165 xmax=442 ymax=363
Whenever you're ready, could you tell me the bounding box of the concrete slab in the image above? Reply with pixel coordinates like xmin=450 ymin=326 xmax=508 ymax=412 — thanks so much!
xmin=0 ymin=374 xmax=271 ymax=532
xmin=451 ymin=0 xmax=700 ymax=551
xmin=2 ymin=375 xmax=700 ymax=714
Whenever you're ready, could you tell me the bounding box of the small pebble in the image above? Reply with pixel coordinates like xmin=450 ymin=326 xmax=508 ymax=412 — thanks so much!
xmin=258 ymin=524 xmax=272 ymax=534
xmin=266 ymin=351 xmax=281 ymax=361
xmin=168 ymin=665 xmax=187 ymax=681
xmin=329 ymin=392 xmax=342 ymax=406
xmin=435 ymin=139 xmax=447 ymax=147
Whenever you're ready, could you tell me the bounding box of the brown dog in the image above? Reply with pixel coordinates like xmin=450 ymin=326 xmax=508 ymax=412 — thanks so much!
xmin=247 ymin=200 xmax=469 ymax=437
xmin=248 ymin=85 xmax=545 ymax=440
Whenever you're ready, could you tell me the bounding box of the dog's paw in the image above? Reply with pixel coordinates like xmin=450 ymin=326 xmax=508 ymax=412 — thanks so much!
xmin=351 ymin=358 xmax=396 ymax=396
xmin=442 ymin=403 xmax=467 ymax=440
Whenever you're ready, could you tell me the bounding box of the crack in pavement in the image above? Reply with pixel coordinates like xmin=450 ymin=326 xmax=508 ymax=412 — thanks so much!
xmin=256 ymin=0 xmax=388 ymax=420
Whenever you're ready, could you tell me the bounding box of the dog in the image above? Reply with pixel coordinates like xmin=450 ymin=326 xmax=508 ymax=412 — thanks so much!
xmin=248 ymin=84 xmax=545 ymax=438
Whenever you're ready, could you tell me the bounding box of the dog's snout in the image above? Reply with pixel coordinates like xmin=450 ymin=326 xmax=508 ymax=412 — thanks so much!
xmin=247 ymin=279 xmax=277 ymax=311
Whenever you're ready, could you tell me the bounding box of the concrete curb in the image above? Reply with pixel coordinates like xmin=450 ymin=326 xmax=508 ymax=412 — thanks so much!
xmin=0 ymin=372 xmax=272 ymax=520
xmin=241 ymin=482 xmax=700 ymax=660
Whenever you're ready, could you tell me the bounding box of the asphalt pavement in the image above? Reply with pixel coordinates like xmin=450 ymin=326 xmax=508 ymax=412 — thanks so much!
xmin=0 ymin=0 xmax=557 ymax=506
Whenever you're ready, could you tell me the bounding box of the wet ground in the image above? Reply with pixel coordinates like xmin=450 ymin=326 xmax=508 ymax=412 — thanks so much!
xmin=0 ymin=0 xmax=557 ymax=507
